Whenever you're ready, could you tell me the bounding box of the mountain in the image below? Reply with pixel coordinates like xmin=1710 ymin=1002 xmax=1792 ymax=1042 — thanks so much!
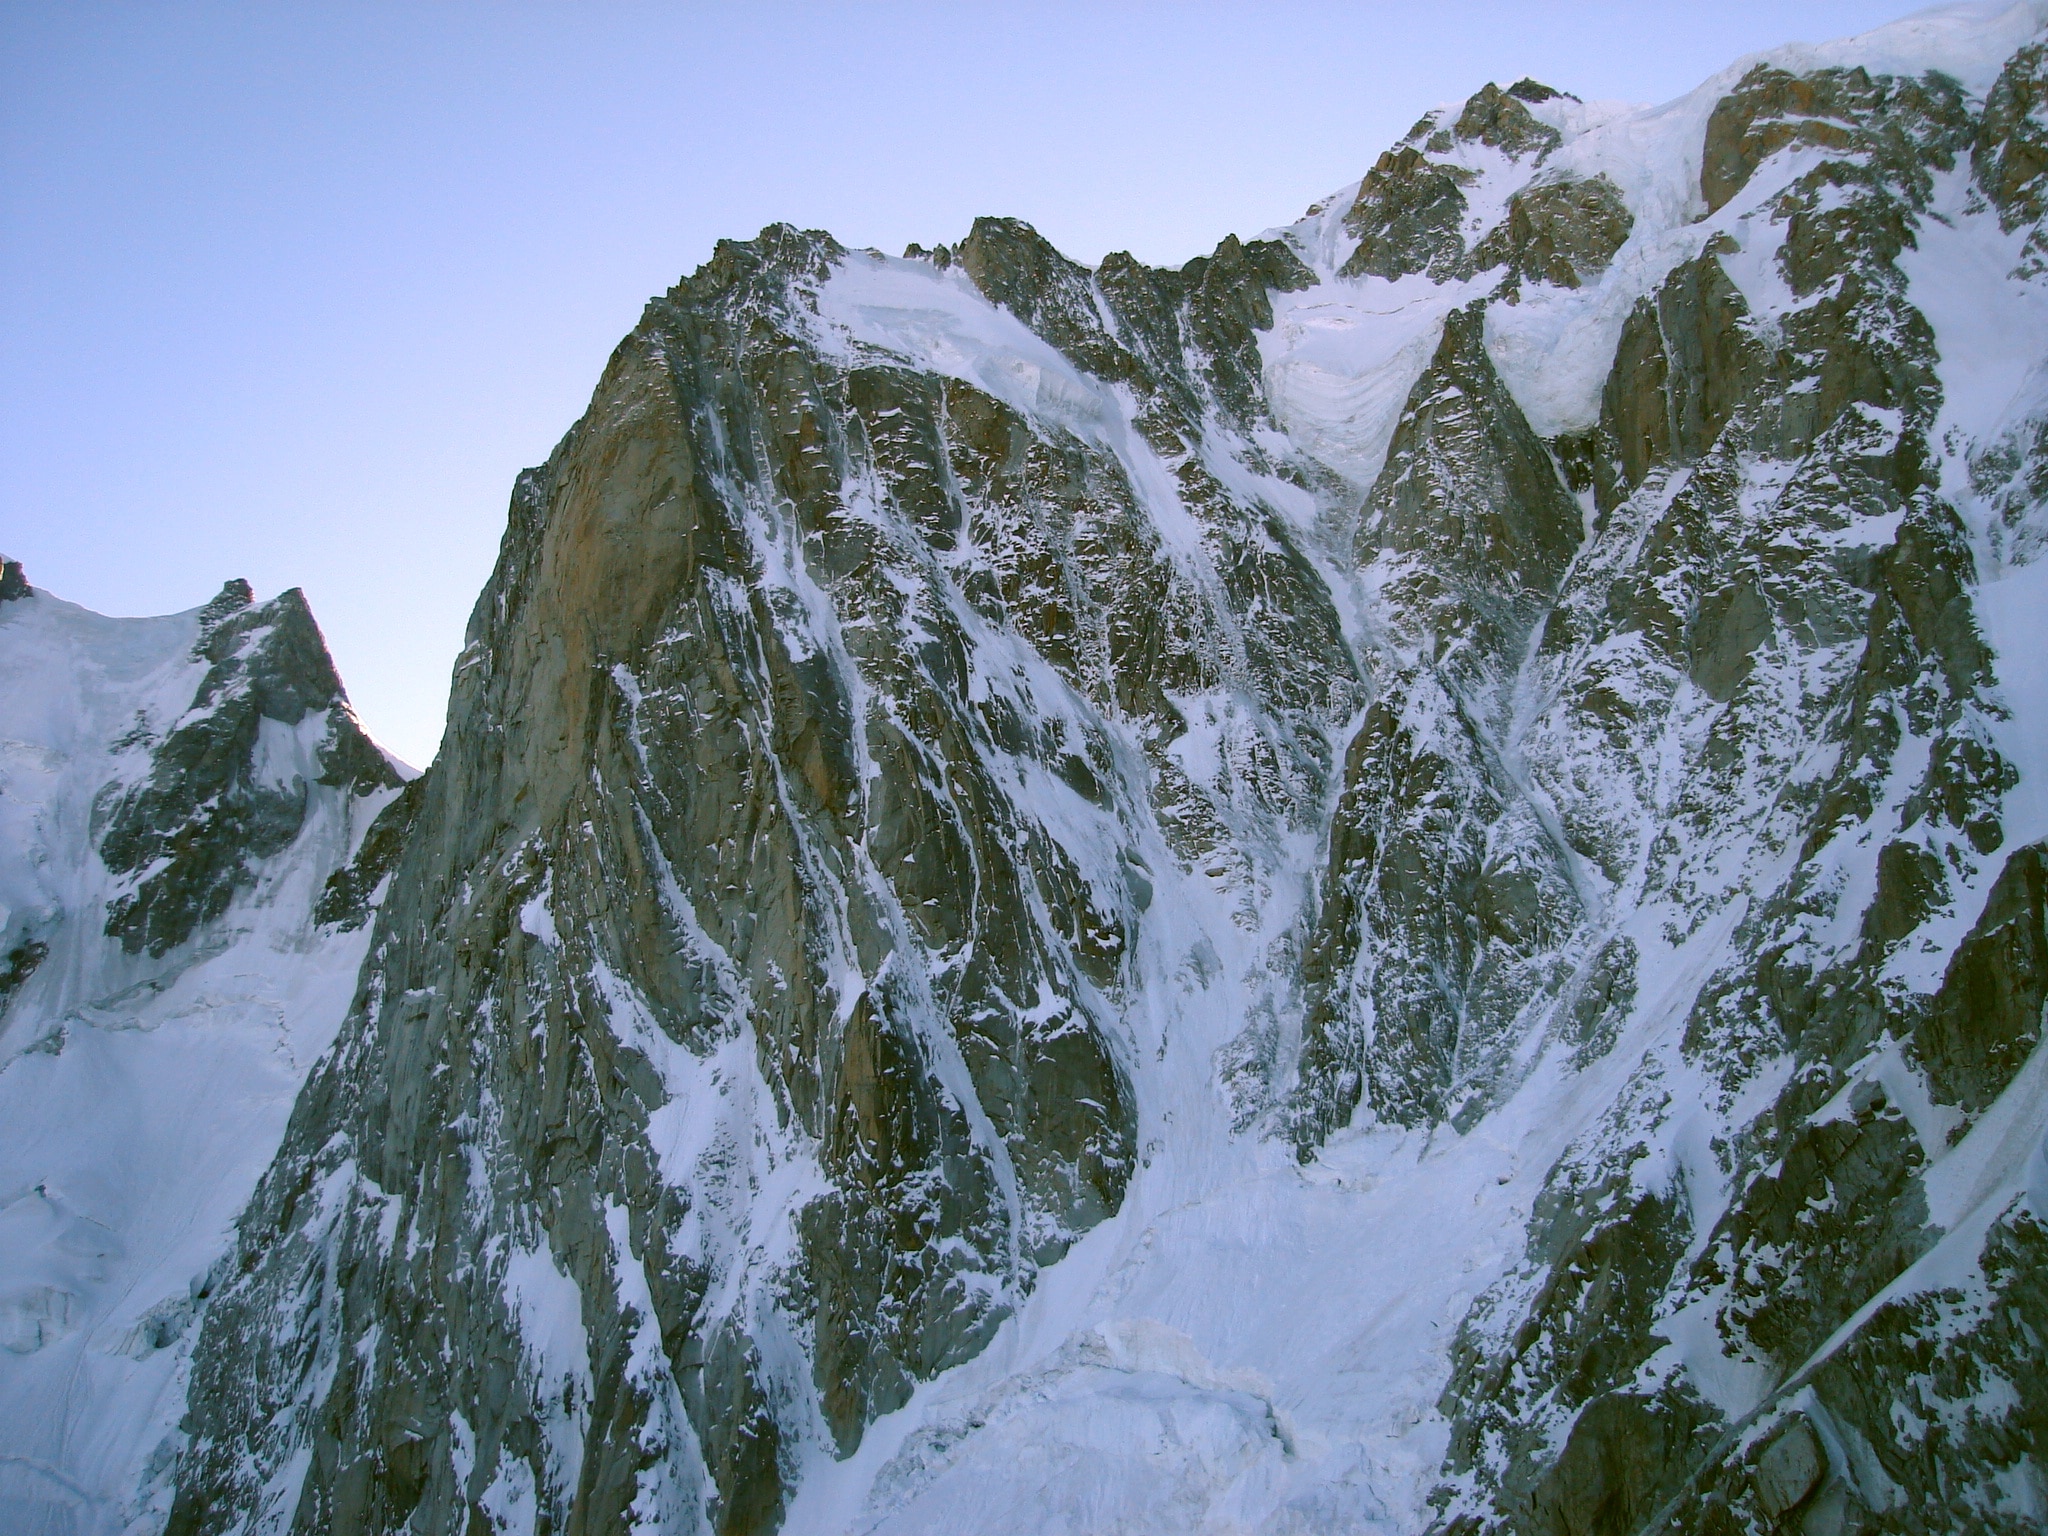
xmin=9 ymin=3 xmax=2048 ymax=1532
xmin=0 ymin=564 xmax=409 ymax=1534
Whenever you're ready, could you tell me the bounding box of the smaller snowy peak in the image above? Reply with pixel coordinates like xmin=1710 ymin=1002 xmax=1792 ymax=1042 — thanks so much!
xmin=0 ymin=573 xmax=407 ymax=1536
xmin=1257 ymin=77 xmax=1638 ymax=489
xmin=96 ymin=578 xmax=403 ymax=957
xmin=0 ymin=570 xmax=406 ymax=1056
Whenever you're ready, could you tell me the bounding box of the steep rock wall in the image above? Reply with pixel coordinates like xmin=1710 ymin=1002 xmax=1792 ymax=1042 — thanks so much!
xmin=166 ymin=212 xmax=1357 ymax=1533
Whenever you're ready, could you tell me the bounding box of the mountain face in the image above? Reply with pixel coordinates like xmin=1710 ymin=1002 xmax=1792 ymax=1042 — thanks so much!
xmin=8 ymin=4 xmax=2048 ymax=1534
xmin=0 ymin=566 xmax=406 ymax=1534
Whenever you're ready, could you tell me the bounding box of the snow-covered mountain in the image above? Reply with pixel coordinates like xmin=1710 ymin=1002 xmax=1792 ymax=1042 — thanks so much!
xmin=9 ymin=3 xmax=2048 ymax=1532
xmin=0 ymin=565 xmax=410 ymax=1534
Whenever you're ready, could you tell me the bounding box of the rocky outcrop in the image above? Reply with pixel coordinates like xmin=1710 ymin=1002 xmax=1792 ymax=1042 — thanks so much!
xmin=1472 ymin=173 xmax=1633 ymax=291
xmin=1341 ymin=80 xmax=1573 ymax=284
xmin=1341 ymin=146 xmax=1478 ymax=281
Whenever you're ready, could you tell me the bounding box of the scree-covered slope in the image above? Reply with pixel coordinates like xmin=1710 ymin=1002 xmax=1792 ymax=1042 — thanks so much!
xmin=37 ymin=3 xmax=2048 ymax=1533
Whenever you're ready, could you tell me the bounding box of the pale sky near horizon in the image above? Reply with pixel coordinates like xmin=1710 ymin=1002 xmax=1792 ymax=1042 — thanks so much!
xmin=4 ymin=0 xmax=1932 ymax=766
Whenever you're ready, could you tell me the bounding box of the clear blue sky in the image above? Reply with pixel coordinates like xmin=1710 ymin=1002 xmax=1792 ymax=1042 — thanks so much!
xmin=3 ymin=1 xmax=1926 ymax=766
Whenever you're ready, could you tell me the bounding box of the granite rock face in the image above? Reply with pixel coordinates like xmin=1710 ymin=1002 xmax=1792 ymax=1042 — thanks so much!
xmin=165 ymin=211 xmax=1358 ymax=1535
xmin=109 ymin=8 xmax=2048 ymax=1535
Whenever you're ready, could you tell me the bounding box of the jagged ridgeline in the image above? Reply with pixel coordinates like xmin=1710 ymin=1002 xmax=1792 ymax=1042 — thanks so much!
xmin=160 ymin=12 xmax=2048 ymax=1536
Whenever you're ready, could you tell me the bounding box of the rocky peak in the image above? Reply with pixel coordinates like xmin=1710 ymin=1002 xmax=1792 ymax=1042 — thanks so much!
xmin=954 ymin=217 xmax=1095 ymax=334
xmin=1340 ymin=78 xmax=1574 ymax=284
xmin=0 ymin=556 xmax=29 ymax=602
xmin=97 ymin=581 xmax=400 ymax=955
xmin=1450 ymin=80 xmax=1563 ymax=159
xmin=1505 ymin=77 xmax=1571 ymax=105
xmin=192 ymin=574 xmax=253 ymax=633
